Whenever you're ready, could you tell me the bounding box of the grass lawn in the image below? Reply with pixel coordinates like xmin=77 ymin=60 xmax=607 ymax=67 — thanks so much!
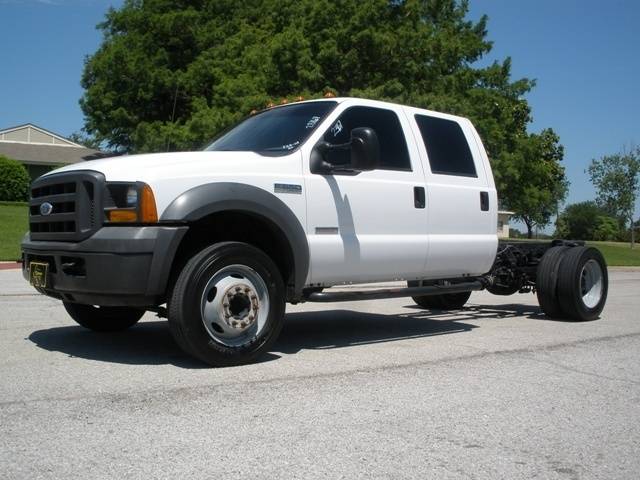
xmin=586 ymin=241 xmax=640 ymax=267
xmin=0 ymin=202 xmax=28 ymax=261
xmin=503 ymin=237 xmax=640 ymax=266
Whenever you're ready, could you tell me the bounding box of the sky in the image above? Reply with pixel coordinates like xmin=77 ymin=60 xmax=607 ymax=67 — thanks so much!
xmin=0 ymin=0 xmax=639 ymax=222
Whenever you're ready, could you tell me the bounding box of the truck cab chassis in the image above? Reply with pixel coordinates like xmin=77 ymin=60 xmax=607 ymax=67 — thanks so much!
xmin=22 ymin=98 xmax=608 ymax=366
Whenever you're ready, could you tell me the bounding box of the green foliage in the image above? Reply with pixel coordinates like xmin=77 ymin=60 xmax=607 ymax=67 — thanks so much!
xmin=556 ymin=201 xmax=619 ymax=241
xmin=81 ymin=0 xmax=533 ymax=153
xmin=0 ymin=156 xmax=30 ymax=202
xmin=592 ymin=215 xmax=620 ymax=241
xmin=68 ymin=130 xmax=103 ymax=150
xmin=503 ymin=129 xmax=568 ymax=238
xmin=588 ymin=148 xmax=640 ymax=246
xmin=81 ymin=0 xmax=567 ymax=226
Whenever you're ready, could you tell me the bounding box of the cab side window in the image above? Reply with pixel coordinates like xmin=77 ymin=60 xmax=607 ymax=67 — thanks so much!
xmin=414 ymin=114 xmax=477 ymax=177
xmin=323 ymin=106 xmax=412 ymax=171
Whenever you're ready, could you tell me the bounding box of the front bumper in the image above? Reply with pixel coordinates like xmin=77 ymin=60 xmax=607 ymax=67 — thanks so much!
xmin=22 ymin=226 xmax=187 ymax=307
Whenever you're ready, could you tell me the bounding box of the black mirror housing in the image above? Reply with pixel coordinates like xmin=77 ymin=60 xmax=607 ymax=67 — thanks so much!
xmin=350 ymin=127 xmax=380 ymax=171
xmin=310 ymin=127 xmax=380 ymax=175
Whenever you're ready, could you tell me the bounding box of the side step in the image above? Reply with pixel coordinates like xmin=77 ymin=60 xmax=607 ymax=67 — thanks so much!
xmin=305 ymin=280 xmax=485 ymax=303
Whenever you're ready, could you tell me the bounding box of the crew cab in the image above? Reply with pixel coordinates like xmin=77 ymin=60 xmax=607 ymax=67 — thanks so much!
xmin=22 ymin=98 xmax=608 ymax=366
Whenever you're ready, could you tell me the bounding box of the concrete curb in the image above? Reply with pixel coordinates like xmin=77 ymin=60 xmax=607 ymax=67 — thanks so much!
xmin=0 ymin=262 xmax=22 ymax=271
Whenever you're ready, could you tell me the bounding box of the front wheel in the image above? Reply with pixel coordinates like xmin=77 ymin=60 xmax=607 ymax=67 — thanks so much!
xmin=168 ymin=242 xmax=285 ymax=367
xmin=63 ymin=302 xmax=144 ymax=331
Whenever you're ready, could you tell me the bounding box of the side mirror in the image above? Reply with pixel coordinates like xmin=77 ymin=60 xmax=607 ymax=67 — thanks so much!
xmin=349 ymin=127 xmax=380 ymax=171
xmin=309 ymin=127 xmax=381 ymax=174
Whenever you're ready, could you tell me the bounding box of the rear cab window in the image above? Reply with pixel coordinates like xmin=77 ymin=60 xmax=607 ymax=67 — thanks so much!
xmin=414 ymin=114 xmax=478 ymax=177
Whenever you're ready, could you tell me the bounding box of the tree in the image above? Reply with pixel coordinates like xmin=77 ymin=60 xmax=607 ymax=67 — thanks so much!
xmin=68 ymin=130 xmax=103 ymax=150
xmin=593 ymin=215 xmax=620 ymax=241
xmin=80 ymin=0 xmax=533 ymax=153
xmin=556 ymin=201 xmax=619 ymax=241
xmin=80 ymin=0 xmax=566 ymax=216
xmin=588 ymin=148 xmax=640 ymax=248
xmin=504 ymin=129 xmax=568 ymax=238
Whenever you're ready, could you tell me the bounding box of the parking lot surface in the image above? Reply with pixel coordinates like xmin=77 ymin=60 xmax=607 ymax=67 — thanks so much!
xmin=1 ymin=268 xmax=639 ymax=479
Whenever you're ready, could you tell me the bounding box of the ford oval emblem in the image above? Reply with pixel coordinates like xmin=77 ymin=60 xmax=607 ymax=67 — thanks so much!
xmin=39 ymin=202 xmax=53 ymax=216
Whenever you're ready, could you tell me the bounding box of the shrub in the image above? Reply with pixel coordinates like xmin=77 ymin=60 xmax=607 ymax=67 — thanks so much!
xmin=593 ymin=215 xmax=620 ymax=241
xmin=0 ymin=155 xmax=30 ymax=201
xmin=557 ymin=201 xmax=621 ymax=240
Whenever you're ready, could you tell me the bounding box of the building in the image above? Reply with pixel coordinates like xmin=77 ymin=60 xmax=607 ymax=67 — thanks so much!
xmin=497 ymin=210 xmax=514 ymax=238
xmin=0 ymin=124 xmax=103 ymax=180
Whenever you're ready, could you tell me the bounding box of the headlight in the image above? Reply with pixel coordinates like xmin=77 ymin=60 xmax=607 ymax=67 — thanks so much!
xmin=104 ymin=182 xmax=158 ymax=224
xmin=126 ymin=186 xmax=138 ymax=207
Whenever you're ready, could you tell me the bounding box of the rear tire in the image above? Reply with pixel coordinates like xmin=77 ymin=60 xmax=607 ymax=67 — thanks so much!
xmin=557 ymin=246 xmax=608 ymax=321
xmin=63 ymin=302 xmax=144 ymax=332
xmin=536 ymin=246 xmax=569 ymax=318
xmin=168 ymin=242 xmax=285 ymax=367
xmin=408 ymin=281 xmax=472 ymax=310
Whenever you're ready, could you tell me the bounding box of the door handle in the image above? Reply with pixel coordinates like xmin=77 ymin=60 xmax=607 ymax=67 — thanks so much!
xmin=480 ymin=191 xmax=489 ymax=211
xmin=414 ymin=187 xmax=425 ymax=209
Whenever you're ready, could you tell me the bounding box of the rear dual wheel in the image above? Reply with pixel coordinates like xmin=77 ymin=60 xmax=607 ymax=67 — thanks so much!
xmin=536 ymin=246 xmax=607 ymax=321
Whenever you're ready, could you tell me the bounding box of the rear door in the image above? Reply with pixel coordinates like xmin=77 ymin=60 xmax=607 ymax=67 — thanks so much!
xmin=405 ymin=108 xmax=497 ymax=277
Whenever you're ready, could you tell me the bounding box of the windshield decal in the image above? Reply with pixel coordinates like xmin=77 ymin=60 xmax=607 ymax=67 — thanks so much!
xmin=306 ymin=116 xmax=320 ymax=129
xmin=331 ymin=120 xmax=343 ymax=137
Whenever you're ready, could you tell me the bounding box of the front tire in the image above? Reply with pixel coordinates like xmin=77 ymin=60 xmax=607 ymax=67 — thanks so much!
xmin=168 ymin=242 xmax=285 ymax=367
xmin=63 ymin=302 xmax=144 ymax=332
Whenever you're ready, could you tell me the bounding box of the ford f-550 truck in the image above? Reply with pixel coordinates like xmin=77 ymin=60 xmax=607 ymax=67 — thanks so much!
xmin=22 ymin=98 xmax=608 ymax=366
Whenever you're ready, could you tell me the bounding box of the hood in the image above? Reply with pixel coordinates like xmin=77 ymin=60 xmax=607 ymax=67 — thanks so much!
xmin=45 ymin=150 xmax=296 ymax=183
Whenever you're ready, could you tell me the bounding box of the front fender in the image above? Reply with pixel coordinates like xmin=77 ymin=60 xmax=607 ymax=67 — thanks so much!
xmin=161 ymin=182 xmax=309 ymax=296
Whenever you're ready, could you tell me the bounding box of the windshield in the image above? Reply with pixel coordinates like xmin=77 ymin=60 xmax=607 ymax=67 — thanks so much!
xmin=204 ymin=101 xmax=337 ymax=156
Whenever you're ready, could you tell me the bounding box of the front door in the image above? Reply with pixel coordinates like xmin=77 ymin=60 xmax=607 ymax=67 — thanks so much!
xmin=303 ymin=101 xmax=429 ymax=285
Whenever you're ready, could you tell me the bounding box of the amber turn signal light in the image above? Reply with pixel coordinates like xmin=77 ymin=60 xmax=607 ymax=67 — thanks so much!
xmin=140 ymin=183 xmax=158 ymax=223
xmin=108 ymin=209 xmax=138 ymax=222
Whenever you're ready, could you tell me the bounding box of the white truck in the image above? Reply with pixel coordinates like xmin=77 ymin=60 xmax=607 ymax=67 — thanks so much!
xmin=22 ymin=98 xmax=608 ymax=366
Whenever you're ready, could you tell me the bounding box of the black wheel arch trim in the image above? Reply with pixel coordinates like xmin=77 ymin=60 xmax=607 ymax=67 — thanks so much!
xmin=160 ymin=182 xmax=309 ymax=298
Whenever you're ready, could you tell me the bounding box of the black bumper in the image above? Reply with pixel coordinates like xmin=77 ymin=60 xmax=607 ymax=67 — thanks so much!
xmin=22 ymin=226 xmax=187 ymax=307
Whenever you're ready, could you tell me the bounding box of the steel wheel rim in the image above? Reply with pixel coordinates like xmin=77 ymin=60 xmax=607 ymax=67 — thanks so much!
xmin=200 ymin=264 xmax=270 ymax=347
xmin=580 ymin=259 xmax=603 ymax=309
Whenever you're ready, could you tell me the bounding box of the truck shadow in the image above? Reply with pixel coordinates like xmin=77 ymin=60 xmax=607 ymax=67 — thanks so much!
xmin=28 ymin=302 xmax=558 ymax=367
xmin=28 ymin=309 xmax=478 ymax=367
xmin=28 ymin=320 xmax=209 ymax=368
xmin=275 ymin=309 xmax=476 ymax=354
xmin=403 ymin=302 xmax=548 ymax=321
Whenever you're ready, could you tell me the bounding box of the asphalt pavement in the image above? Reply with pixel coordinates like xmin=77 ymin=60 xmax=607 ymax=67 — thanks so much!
xmin=1 ymin=267 xmax=639 ymax=479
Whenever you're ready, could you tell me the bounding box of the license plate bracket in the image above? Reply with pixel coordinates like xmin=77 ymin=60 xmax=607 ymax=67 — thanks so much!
xmin=29 ymin=261 xmax=49 ymax=288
